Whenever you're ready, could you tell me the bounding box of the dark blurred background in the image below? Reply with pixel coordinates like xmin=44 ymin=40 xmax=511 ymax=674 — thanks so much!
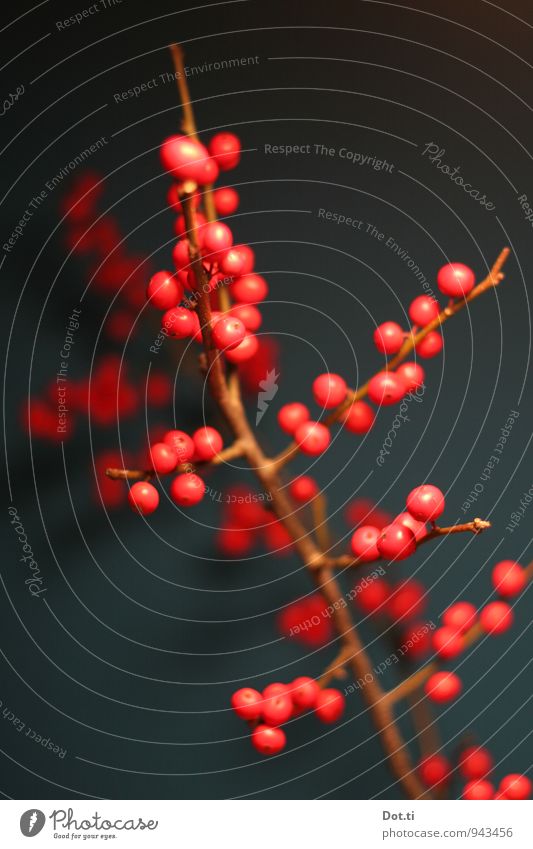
xmin=1 ymin=0 xmax=532 ymax=799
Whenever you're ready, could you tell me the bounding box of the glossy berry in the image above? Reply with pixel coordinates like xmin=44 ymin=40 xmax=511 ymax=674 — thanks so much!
xmin=146 ymin=271 xmax=182 ymax=310
xmin=437 ymin=262 xmax=475 ymax=297
xmin=498 ymin=774 xmax=532 ymax=800
xmin=442 ymin=601 xmax=477 ymax=633
xmin=208 ymin=132 xmax=241 ymax=171
xmin=432 ymin=626 xmax=465 ymax=660
xmin=213 ymin=186 xmax=239 ymax=215
xmin=373 ymin=321 xmax=404 ymax=355
xmin=459 ymin=746 xmax=494 ymax=781
xmin=224 ymin=332 xmax=259 ymax=363
xmin=395 ymin=511 xmax=427 ymax=541
xmin=406 ymin=484 xmax=445 ymax=522
xmin=192 ymin=426 xmax=223 ymax=461
xmin=219 ymin=247 xmax=246 ymax=277
xmin=262 ymin=690 xmax=293 ymax=726
xmin=290 ymin=677 xmax=320 ymax=711
xmin=463 ymin=780 xmax=494 ymax=800
xmin=419 ymin=754 xmax=452 ymax=787
xmin=479 ymin=601 xmax=514 ymax=635
xmin=388 ymin=580 xmax=425 ymax=621
xmin=230 ymin=244 xmax=255 ymax=275
xmin=169 ymin=473 xmax=205 ymax=506
xmin=416 ymin=330 xmax=443 ymax=358
xmin=409 ymin=295 xmax=440 ymax=326
xmin=172 ymin=238 xmax=191 ymax=271
xmin=277 ymin=402 xmax=310 ymax=434
xmin=162 ymin=307 xmax=197 ymax=339
xmin=229 ymin=304 xmax=262 ymax=332
xmin=367 ymin=371 xmax=406 ymax=406
xmin=230 ymin=273 xmax=268 ymax=304
xmin=377 ymin=523 xmax=416 ymax=561
xmin=342 ymin=400 xmax=375 ymax=434
xmin=212 ymin=316 xmax=246 ymax=351
xmin=150 ymin=442 xmax=178 ymax=474
xmin=128 ymin=481 xmax=159 ymax=515
xmin=289 ymin=476 xmax=319 ymax=503
xmin=425 ymin=671 xmax=462 ymax=704
xmin=160 ymin=134 xmax=218 ymax=185
xmin=262 ymin=683 xmax=289 ymax=699
xmin=350 ymin=525 xmax=381 ymax=562
xmin=396 ymin=362 xmax=425 ymax=393
xmin=355 ymin=578 xmax=391 ymax=615
xmin=202 ymin=221 xmax=233 ymax=257
xmin=312 ymin=373 xmax=347 ymax=409
xmin=294 ymin=421 xmax=331 ymax=456
xmin=251 ymin=724 xmax=286 ymax=755
xmin=315 ymin=689 xmax=345 ymax=723
xmin=491 ymin=560 xmax=526 ymax=598
xmin=164 ymin=430 xmax=195 ymax=463
xmin=231 ymin=687 xmax=262 ymax=720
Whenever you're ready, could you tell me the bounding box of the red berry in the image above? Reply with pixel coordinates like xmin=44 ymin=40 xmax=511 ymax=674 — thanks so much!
xmin=491 ymin=560 xmax=526 ymax=598
xmin=219 ymin=247 xmax=246 ymax=276
xmin=224 ymin=332 xmax=259 ymax=363
xmin=231 ymin=687 xmax=262 ymax=720
xmin=315 ymin=689 xmax=345 ymax=723
xmin=499 ymin=774 xmax=532 ymax=800
xmin=163 ymin=430 xmax=195 ymax=463
xmin=395 ymin=362 xmax=425 ymax=393
xmin=419 ymin=754 xmax=452 ymax=787
xmin=212 ymin=315 xmax=246 ymax=350
xmin=425 ymin=671 xmax=462 ymax=703
xmin=172 ymin=238 xmax=191 ymax=271
xmin=416 ymin=330 xmax=443 ymax=358
xmin=150 ymin=442 xmax=178 ymax=474
xmin=388 ymin=580 xmax=425 ymax=621
xmin=160 ymin=135 xmax=218 ymax=185
xmin=229 ymin=304 xmax=262 ymax=332
xmin=395 ymin=511 xmax=427 ymax=541
xmin=373 ymin=321 xmax=404 ymax=355
xmin=162 ymin=307 xmax=196 ymax=339
xmin=312 ymin=373 xmax=347 ymax=409
xmin=147 ymin=271 xmax=182 ymax=310
xmin=262 ymin=690 xmax=292 ymax=726
xmin=128 ymin=481 xmax=159 ymax=515
xmin=350 ymin=525 xmax=381 ymax=562
xmin=406 ymin=484 xmax=445 ymax=522
xmin=479 ymin=601 xmax=514 ymax=635
xmin=192 ymin=426 xmax=223 ymax=461
xmin=251 ymin=724 xmax=286 ymax=755
xmin=217 ymin=526 xmax=254 ymax=556
xmin=290 ymin=677 xmax=320 ymax=711
xmin=169 ymin=473 xmax=205 ymax=506
xmin=409 ymin=295 xmax=440 ymax=326
xmin=367 ymin=371 xmax=406 ymax=406
xmin=463 ymin=780 xmax=494 ymax=800
xmin=262 ymin=683 xmax=289 ymax=699
xmin=432 ymin=626 xmax=465 ymax=660
xmin=213 ymin=186 xmax=239 ymax=215
xmin=354 ymin=578 xmax=391 ymax=615
xmin=202 ymin=221 xmax=233 ymax=257
xmin=289 ymin=476 xmax=319 ymax=503
xmin=342 ymin=400 xmax=375 ymax=434
xmin=442 ymin=601 xmax=477 ymax=633
xmin=175 ymin=212 xmax=207 ymax=242
xmin=277 ymin=402 xmax=309 ymax=434
xmin=459 ymin=746 xmax=494 ymax=781
xmin=230 ymin=273 xmax=268 ymax=304
xmin=230 ymin=244 xmax=255 ymax=275
xmin=208 ymin=132 xmax=241 ymax=171
xmin=294 ymin=421 xmax=331 ymax=456
xmin=437 ymin=262 xmax=475 ymax=297
xmin=377 ymin=523 xmax=416 ymax=561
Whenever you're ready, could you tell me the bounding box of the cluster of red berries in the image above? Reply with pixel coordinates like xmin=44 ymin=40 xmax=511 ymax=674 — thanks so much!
xmin=231 ymin=679 xmax=346 ymax=755
xmin=215 ymin=485 xmax=293 ymax=558
xmin=423 ymin=559 xmax=525 ymax=704
xmin=351 ymin=484 xmax=444 ymax=564
xmin=127 ymin=425 xmax=224 ymax=514
xmin=419 ymin=745 xmax=531 ymax=799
